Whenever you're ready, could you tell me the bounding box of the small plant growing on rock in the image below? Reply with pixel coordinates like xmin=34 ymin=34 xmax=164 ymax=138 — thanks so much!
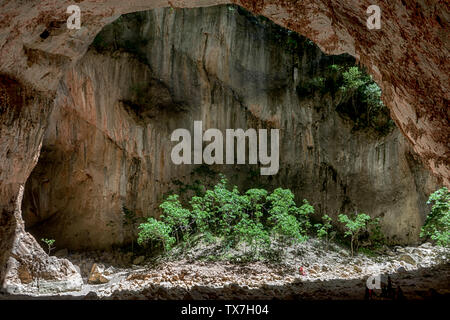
xmin=420 ymin=187 xmax=450 ymax=247
xmin=338 ymin=213 xmax=371 ymax=257
xmin=41 ymin=238 xmax=55 ymax=255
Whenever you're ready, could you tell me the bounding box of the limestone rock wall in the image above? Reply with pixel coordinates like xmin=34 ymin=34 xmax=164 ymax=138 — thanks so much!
xmin=22 ymin=7 xmax=438 ymax=249
xmin=0 ymin=0 xmax=448 ymax=288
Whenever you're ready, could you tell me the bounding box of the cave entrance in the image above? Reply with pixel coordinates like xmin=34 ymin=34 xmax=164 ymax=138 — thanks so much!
xmin=21 ymin=5 xmax=437 ymax=255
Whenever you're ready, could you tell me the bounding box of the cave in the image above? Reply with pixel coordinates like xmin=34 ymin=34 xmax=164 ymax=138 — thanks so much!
xmin=20 ymin=5 xmax=438 ymax=250
xmin=0 ymin=1 xmax=448 ymax=302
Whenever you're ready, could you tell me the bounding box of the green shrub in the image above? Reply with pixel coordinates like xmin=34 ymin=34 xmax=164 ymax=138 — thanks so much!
xmin=137 ymin=218 xmax=175 ymax=252
xmin=338 ymin=65 xmax=391 ymax=132
xmin=338 ymin=213 xmax=371 ymax=256
xmin=160 ymin=194 xmax=191 ymax=242
xmin=314 ymin=214 xmax=335 ymax=250
xmin=267 ymin=188 xmax=312 ymax=244
xmin=367 ymin=217 xmax=384 ymax=248
xmin=420 ymin=187 xmax=450 ymax=247
xmin=137 ymin=176 xmax=315 ymax=260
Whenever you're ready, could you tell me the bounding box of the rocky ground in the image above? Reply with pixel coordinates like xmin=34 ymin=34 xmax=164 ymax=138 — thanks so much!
xmin=1 ymin=239 xmax=449 ymax=300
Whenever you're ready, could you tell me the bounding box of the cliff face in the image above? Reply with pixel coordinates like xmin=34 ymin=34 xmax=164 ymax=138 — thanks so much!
xmin=21 ymin=6 xmax=438 ymax=250
xmin=0 ymin=0 xmax=448 ymax=289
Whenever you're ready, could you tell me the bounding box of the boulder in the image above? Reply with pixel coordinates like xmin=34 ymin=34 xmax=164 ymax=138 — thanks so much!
xmin=398 ymin=254 xmax=417 ymax=266
xmin=88 ymin=263 xmax=110 ymax=284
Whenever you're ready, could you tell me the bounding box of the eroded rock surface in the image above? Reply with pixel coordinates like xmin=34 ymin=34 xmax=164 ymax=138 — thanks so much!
xmin=0 ymin=0 xmax=448 ymax=184
xmin=2 ymin=186 xmax=82 ymax=295
xmin=22 ymin=7 xmax=439 ymax=249
xmin=4 ymin=239 xmax=448 ymax=300
xmin=0 ymin=0 xmax=448 ymax=287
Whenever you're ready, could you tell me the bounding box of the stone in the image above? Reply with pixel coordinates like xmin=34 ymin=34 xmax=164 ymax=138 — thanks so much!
xmin=340 ymin=250 xmax=350 ymax=257
xmin=398 ymin=254 xmax=417 ymax=266
xmin=88 ymin=263 xmax=110 ymax=284
xmin=104 ymin=266 xmax=115 ymax=276
xmin=396 ymin=266 xmax=407 ymax=273
xmin=394 ymin=246 xmax=405 ymax=253
xmin=420 ymin=242 xmax=433 ymax=249
xmin=353 ymin=265 xmax=362 ymax=273
xmin=1 ymin=189 xmax=83 ymax=294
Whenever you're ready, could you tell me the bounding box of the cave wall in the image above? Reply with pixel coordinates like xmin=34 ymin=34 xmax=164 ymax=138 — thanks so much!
xmin=22 ymin=6 xmax=439 ymax=249
xmin=0 ymin=0 xmax=448 ymax=288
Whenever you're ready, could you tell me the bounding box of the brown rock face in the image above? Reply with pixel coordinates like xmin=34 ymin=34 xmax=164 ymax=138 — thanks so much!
xmin=21 ymin=7 xmax=438 ymax=249
xmin=0 ymin=0 xmax=448 ymax=287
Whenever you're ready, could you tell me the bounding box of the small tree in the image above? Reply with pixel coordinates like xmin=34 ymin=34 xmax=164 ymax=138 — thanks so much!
xmin=41 ymin=238 xmax=55 ymax=255
xmin=314 ymin=214 xmax=335 ymax=250
xmin=338 ymin=213 xmax=371 ymax=256
xmin=420 ymin=187 xmax=450 ymax=247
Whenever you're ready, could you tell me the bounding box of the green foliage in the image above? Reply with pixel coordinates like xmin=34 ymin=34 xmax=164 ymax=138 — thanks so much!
xmin=41 ymin=238 xmax=55 ymax=255
xmin=341 ymin=66 xmax=385 ymax=114
xmin=420 ymin=187 xmax=450 ymax=247
xmin=338 ymin=65 xmax=393 ymax=133
xmin=286 ymin=30 xmax=299 ymax=52
xmin=367 ymin=217 xmax=384 ymax=248
xmin=267 ymin=189 xmax=312 ymax=245
xmin=338 ymin=213 xmax=371 ymax=256
xmin=137 ymin=176 xmax=315 ymax=260
xmin=137 ymin=218 xmax=175 ymax=252
xmin=314 ymin=214 xmax=335 ymax=250
xmin=296 ymin=77 xmax=326 ymax=96
xmin=328 ymin=64 xmax=344 ymax=72
xmin=160 ymin=195 xmax=191 ymax=233
xmin=341 ymin=66 xmax=369 ymax=91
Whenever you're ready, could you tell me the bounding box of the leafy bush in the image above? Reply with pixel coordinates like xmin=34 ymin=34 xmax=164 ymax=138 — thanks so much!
xmin=338 ymin=213 xmax=371 ymax=256
xmin=341 ymin=66 xmax=368 ymax=91
xmin=160 ymin=194 xmax=192 ymax=242
xmin=296 ymin=77 xmax=326 ymax=96
xmin=137 ymin=176 xmax=315 ymax=259
xmin=420 ymin=187 xmax=450 ymax=247
xmin=367 ymin=217 xmax=384 ymax=248
xmin=137 ymin=218 xmax=175 ymax=252
xmin=338 ymin=65 xmax=392 ymax=132
xmin=314 ymin=214 xmax=335 ymax=250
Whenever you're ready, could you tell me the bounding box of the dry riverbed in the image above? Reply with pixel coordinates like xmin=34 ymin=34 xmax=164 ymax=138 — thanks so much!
xmin=2 ymin=239 xmax=449 ymax=300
